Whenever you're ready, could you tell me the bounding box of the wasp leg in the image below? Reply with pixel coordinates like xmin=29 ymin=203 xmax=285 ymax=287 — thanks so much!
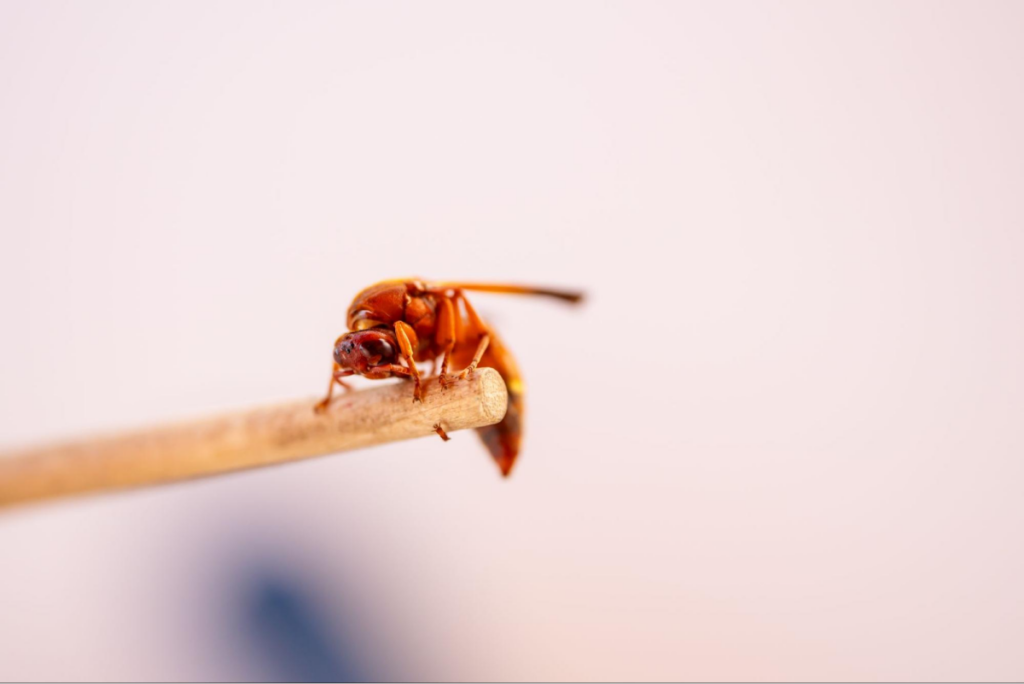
xmin=369 ymin=362 xmax=423 ymax=398
xmin=393 ymin=321 xmax=424 ymax=401
xmin=435 ymin=295 xmax=457 ymax=389
xmin=454 ymin=288 xmax=487 ymax=330
xmin=424 ymin=288 xmax=493 ymax=384
xmin=433 ymin=423 xmax=451 ymax=441
xmin=452 ymin=290 xmax=490 ymax=380
xmin=314 ymin=364 xmax=355 ymax=413
xmin=457 ymin=332 xmax=491 ymax=380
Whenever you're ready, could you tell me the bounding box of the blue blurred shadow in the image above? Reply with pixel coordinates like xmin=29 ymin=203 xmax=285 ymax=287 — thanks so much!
xmin=241 ymin=571 xmax=369 ymax=682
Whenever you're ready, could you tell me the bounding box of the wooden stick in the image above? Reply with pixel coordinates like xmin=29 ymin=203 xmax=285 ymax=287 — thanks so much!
xmin=0 ymin=368 xmax=508 ymax=509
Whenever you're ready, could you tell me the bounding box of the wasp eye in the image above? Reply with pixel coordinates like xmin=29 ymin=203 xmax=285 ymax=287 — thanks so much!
xmin=361 ymin=339 xmax=394 ymax=365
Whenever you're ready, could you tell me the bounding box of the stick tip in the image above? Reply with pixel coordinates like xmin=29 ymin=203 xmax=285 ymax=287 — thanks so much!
xmin=474 ymin=367 xmax=510 ymax=425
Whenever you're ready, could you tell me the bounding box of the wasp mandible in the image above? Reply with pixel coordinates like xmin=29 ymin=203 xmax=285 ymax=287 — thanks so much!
xmin=314 ymin=279 xmax=583 ymax=476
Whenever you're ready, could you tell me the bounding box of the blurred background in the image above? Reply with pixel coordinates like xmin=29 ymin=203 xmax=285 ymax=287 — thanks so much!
xmin=2 ymin=1 xmax=1024 ymax=680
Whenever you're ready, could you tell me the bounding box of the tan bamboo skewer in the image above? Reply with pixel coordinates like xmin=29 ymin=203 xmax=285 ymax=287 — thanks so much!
xmin=0 ymin=368 xmax=508 ymax=509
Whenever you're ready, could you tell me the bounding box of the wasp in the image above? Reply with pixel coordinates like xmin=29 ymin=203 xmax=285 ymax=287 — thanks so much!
xmin=314 ymin=279 xmax=583 ymax=476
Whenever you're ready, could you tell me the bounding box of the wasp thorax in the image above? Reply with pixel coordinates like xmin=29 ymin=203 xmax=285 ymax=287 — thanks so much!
xmin=333 ymin=328 xmax=398 ymax=374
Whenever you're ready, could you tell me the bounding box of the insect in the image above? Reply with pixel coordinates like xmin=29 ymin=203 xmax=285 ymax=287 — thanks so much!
xmin=314 ymin=279 xmax=583 ymax=476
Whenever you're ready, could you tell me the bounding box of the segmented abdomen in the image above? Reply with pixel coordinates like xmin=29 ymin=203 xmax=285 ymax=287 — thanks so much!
xmin=474 ymin=330 xmax=524 ymax=477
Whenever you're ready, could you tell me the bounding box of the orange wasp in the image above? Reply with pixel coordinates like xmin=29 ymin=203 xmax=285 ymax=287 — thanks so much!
xmin=314 ymin=279 xmax=583 ymax=476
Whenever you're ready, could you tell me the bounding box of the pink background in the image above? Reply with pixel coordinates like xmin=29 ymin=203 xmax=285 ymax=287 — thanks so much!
xmin=2 ymin=1 xmax=1023 ymax=680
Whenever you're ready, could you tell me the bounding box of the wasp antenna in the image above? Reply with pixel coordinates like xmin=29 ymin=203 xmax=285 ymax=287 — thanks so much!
xmin=436 ymin=282 xmax=585 ymax=304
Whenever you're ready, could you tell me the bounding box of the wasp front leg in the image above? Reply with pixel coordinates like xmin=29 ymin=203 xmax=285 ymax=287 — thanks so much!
xmin=314 ymin=364 xmax=355 ymax=413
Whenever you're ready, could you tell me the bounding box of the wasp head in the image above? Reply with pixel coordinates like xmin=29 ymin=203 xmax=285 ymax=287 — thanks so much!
xmin=333 ymin=328 xmax=399 ymax=378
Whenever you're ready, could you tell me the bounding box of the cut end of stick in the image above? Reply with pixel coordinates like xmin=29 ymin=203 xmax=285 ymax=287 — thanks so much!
xmin=0 ymin=368 xmax=509 ymax=510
